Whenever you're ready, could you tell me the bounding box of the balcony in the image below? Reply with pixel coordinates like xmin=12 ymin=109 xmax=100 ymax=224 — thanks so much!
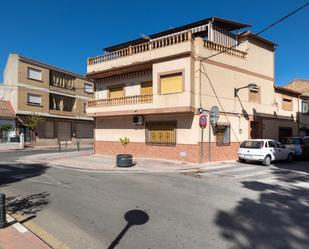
xmin=88 ymin=94 xmax=153 ymax=107
xmin=87 ymin=91 xmax=194 ymax=117
xmin=87 ymin=31 xmax=193 ymax=73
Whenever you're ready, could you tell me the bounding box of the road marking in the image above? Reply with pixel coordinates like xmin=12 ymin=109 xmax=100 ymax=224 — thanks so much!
xmin=10 ymin=213 xmax=71 ymax=249
xmin=13 ymin=222 xmax=29 ymax=233
xmin=234 ymin=170 xmax=274 ymax=179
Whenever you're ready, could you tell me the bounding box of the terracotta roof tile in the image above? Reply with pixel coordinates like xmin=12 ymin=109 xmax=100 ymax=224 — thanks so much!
xmin=0 ymin=100 xmax=15 ymax=118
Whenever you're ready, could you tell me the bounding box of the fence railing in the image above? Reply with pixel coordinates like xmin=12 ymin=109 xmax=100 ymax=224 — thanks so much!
xmin=88 ymin=31 xmax=192 ymax=65
xmin=203 ymin=40 xmax=247 ymax=58
xmin=88 ymin=94 xmax=153 ymax=108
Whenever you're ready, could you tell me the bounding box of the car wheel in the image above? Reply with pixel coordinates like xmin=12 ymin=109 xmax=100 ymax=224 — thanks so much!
xmin=263 ymin=155 xmax=271 ymax=166
xmin=238 ymin=158 xmax=246 ymax=163
xmin=287 ymin=153 xmax=293 ymax=162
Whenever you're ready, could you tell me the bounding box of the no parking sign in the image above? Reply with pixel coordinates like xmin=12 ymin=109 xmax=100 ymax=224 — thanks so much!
xmin=199 ymin=114 xmax=207 ymax=128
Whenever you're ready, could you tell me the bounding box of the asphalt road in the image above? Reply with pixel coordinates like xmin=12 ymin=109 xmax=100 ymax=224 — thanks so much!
xmin=0 ymin=149 xmax=308 ymax=249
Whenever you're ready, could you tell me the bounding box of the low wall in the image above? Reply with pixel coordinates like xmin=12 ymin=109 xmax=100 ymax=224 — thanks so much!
xmin=95 ymin=141 xmax=240 ymax=163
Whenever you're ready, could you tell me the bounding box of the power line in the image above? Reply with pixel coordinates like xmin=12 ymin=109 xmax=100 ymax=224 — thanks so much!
xmin=199 ymin=2 xmax=309 ymax=62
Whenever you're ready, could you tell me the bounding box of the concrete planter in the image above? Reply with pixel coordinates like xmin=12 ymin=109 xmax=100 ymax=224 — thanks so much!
xmin=116 ymin=154 xmax=133 ymax=167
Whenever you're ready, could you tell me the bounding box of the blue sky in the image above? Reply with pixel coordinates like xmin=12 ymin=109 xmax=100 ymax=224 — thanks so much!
xmin=0 ymin=0 xmax=308 ymax=85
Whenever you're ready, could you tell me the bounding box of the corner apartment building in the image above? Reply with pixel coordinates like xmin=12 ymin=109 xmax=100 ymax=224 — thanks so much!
xmin=86 ymin=17 xmax=299 ymax=163
xmin=284 ymin=79 xmax=309 ymax=136
xmin=1 ymin=54 xmax=94 ymax=145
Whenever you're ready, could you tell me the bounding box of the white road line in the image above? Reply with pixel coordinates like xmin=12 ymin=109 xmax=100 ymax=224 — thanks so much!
xmin=6 ymin=214 xmax=29 ymax=233
xmin=201 ymin=164 xmax=239 ymax=171
xmin=234 ymin=170 xmax=274 ymax=179
xmin=202 ymin=166 xmax=261 ymax=176
xmin=13 ymin=222 xmax=29 ymax=233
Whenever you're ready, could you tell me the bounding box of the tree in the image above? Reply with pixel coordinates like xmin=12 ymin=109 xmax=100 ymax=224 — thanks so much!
xmin=119 ymin=137 xmax=130 ymax=154
xmin=0 ymin=124 xmax=13 ymax=142
xmin=25 ymin=113 xmax=44 ymax=144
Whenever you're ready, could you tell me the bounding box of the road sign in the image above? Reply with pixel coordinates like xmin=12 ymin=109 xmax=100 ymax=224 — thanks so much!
xmin=199 ymin=114 xmax=207 ymax=128
xmin=210 ymin=106 xmax=219 ymax=124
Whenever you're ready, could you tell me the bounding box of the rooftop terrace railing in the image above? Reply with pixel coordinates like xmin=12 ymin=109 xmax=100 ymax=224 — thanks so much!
xmin=203 ymin=40 xmax=247 ymax=58
xmin=88 ymin=31 xmax=192 ymax=65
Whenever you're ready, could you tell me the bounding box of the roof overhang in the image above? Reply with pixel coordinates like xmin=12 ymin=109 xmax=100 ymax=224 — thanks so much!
xmin=274 ymin=85 xmax=302 ymax=97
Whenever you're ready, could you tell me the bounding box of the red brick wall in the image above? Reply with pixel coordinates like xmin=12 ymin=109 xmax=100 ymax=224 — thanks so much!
xmin=95 ymin=141 xmax=240 ymax=163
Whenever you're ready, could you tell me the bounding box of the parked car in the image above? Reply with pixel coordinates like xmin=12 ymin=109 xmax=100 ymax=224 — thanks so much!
xmin=238 ymin=139 xmax=294 ymax=166
xmin=281 ymin=137 xmax=305 ymax=158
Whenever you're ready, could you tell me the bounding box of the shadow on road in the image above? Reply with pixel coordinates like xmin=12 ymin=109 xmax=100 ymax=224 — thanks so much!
xmin=6 ymin=192 xmax=50 ymax=216
xmin=215 ymin=168 xmax=309 ymax=249
xmin=107 ymin=209 xmax=149 ymax=249
xmin=0 ymin=163 xmax=48 ymax=186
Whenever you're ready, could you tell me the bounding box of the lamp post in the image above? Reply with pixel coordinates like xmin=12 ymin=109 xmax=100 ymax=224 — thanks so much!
xmin=234 ymin=83 xmax=258 ymax=98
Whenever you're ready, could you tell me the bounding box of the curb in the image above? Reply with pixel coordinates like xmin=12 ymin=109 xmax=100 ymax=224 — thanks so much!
xmin=4 ymin=214 xmax=51 ymax=249
xmin=18 ymin=151 xmax=238 ymax=173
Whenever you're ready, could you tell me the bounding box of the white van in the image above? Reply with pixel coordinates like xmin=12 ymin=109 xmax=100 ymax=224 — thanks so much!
xmin=238 ymin=139 xmax=294 ymax=166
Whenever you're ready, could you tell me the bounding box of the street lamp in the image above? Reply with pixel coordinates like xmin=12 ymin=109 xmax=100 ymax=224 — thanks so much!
xmin=234 ymin=83 xmax=258 ymax=97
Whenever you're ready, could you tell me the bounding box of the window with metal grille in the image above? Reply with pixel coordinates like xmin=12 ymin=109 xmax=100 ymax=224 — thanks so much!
xmin=146 ymin=122 xmax=176 ymax=145
xmin=216 ymin=124 xmax=230 ymax=146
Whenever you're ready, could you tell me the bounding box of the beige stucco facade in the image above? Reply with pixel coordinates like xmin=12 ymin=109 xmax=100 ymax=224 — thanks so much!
xmin=1 ymin=54 xmax=94 ymax=145
xmin=86 ymin=18 xmax=300 ymax=162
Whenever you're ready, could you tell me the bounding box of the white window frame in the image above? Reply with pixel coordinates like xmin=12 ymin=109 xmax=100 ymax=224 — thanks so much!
xmin=84 ymin=83 xmax=93 ymax=94
xmin=27 ymin=93 xmax=42 ymax=105
xmin=27 ymin=67 xmax=42 ymax=81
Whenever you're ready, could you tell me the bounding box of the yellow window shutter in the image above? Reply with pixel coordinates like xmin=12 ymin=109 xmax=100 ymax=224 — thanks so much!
xmin=109 ymin=87 xmax=124 ymax=99
xmin=141 ymin=82 xmax=153 ymax=95
xmin=160 ymin=73 xmax=183 ymax=94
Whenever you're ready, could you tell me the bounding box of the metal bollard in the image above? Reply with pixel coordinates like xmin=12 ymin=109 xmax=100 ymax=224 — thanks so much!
xmin=58 ymin=141 xmax=61 ymax=152
xmin=0 ymin=193 xmax=7 ymax=228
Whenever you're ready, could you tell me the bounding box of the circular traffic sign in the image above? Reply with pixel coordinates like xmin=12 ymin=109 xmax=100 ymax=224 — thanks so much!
xmin=199 ymin=114 xmax=207 ymax=128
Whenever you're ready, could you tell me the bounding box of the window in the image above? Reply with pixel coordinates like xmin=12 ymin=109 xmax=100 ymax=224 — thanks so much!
xmin=146 ymin=122 xmax=176 ymax=145
xmin=282 ymin=97 xmax=292 ymax=111
xmin=268 ymin=141 xmax=276 ymax=148
xmin=84 ymin=83 xmax=94 ymax=93
xmin=240 ymin=140 xmax=263 ymax=149
xmin=160 ymin=72 xmax=183 ymax=94
xmin=249 ymin=87 xmax=260 ymax=103
xmin=109 ymin=86 xmax=124 ymax=99
xmin=216 ymin=124 xmax=230 ymax=146
xmin=140 ymin=82 xmax=153 ymax=95
xmin=27 ymin=93 xmax=42 ymax=105
xmin=27 ymin=67 xmax=42 ymax=81
xmin=302 ymin=100 xmax=309 ymax=114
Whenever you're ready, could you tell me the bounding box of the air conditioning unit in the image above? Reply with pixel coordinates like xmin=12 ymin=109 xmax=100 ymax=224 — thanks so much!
xmin=133 ymin=115 xmax=144 ymax=125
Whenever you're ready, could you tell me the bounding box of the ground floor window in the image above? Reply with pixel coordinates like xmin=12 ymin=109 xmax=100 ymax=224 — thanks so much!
xmin=216 ymin=124 xmax=230 ymax=146
xmin=146 ymin=121 xmax=176 ymax=145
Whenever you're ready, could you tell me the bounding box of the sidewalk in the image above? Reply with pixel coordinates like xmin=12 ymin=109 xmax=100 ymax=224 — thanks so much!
xmin=0 ymin=215 xmax=50 ymax=249
xmin=20 ymin=151 xmax=235 ymax=172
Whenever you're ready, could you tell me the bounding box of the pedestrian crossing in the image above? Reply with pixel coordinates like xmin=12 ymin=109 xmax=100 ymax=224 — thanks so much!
xmin=187 ymin=162 xmax=309 ymax=184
